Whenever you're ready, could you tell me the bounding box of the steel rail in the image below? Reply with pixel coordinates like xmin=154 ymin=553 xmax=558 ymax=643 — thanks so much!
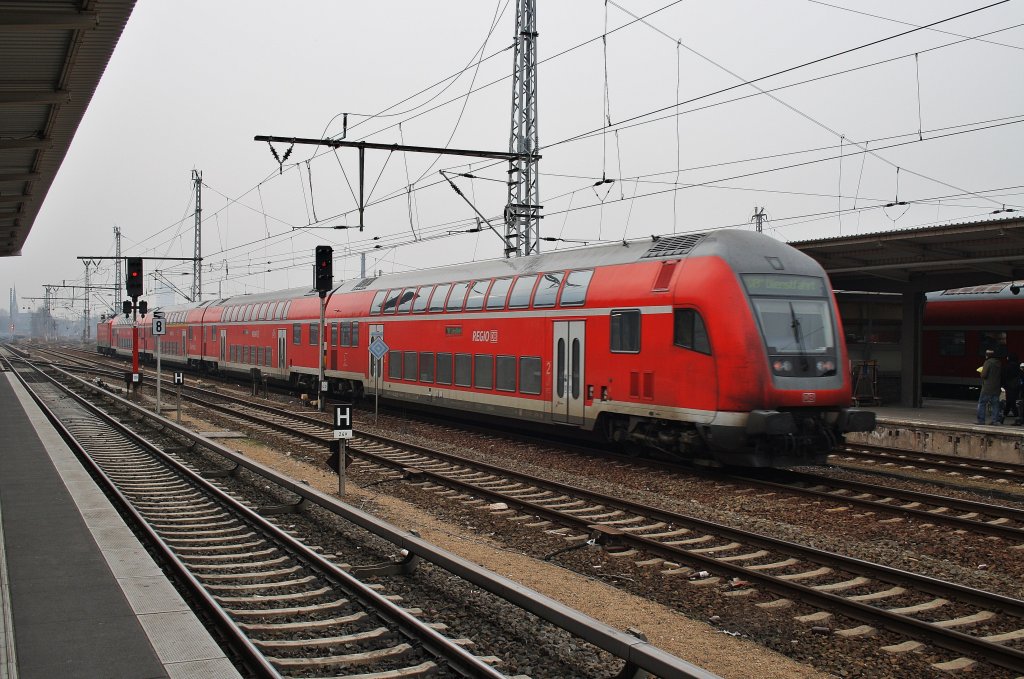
xmin=36 ymin=356 xmax=717 ymax=679
xmin=31 ymin=360 xmax=513 ymax=679
xmin=6 ymin=358 xmax=280 ymax=678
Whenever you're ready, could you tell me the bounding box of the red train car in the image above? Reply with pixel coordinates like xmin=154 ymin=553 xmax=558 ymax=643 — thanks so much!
xmin=99 ymin=230 xmax=875 ymax=467
xmin=922 ymin=283 xmax=1024 ymax=396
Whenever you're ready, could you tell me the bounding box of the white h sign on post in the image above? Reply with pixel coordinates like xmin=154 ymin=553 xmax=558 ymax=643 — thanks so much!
xmin=333 ymin=404 xmax=353 ymax=439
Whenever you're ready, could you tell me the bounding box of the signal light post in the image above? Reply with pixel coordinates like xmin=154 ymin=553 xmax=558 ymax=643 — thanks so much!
xmin=314 ymin=246 xmax=333 ymax=412
xmin=124 ymin=257 xmax=147 ymax=390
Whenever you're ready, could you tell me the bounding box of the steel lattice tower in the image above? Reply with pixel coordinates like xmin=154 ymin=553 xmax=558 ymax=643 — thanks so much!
xmin=113 ymin=226 xmax=122 ymax=311
xmin=192 ymin=169 xmax=202 ymax=302
xmin=505 ymin=0 xmax=540 ymax=257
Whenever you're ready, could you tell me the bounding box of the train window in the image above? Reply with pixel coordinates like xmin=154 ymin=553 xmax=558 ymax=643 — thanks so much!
xmin=939 ymin=331 xmax=966 ymax=357
xmin=404 ymin=352 xmax=418 ymax=381
xmin=241 ymin=305 xmax=250 ymax=322
xmin=265 ymin=346 xmax=272 ymax=367
xmin=277 ymin=301 xmax=287 ymax=319
xmin=210 ymin=326 xmax=216 ymax=340
xmin=229 ymin=306 xmax=237 ymax=322
xmin=571 ymin=339 xmax=581 ymax=399
xmin=429 ymin=284 xmax=451 ymax=312
xmin=486 ymin=278 xmax=513 ymax=310
xmin=560 ymin=270 xmax=593 ymax=306
xmin=610 ymin=309 xmax=641 ymax=353
xmin=188 ymin=327 xmax=194 ymax=340
xmin=340 ymin=322 xmax=351 ymax=347
xmin=474 ymin=355 xmax=493 ymax=389
xmin=446 ymin=282 xmax=470 ymax=311
xmin=397 ymin=288 xmax=418 ymax=313
xmin=533 ymin=272 xmax=564 ymax=308
xmin=260 ymin=303 xmax=271 ymax=320
xmin=257 ymin=347 xmax=264 ymax=365
xmin=496 ymin=356 xmax=516 ymax=392
xmin=419 ymin=353 xmax=435 ymax=382
xmin=436 ymin=353 xmax=453 ymax=384
xmin=556 ymin=339 xmax=565 ymax=397
xmin=464 ymin=281 xmax=489 ymax=311
xmin=243 ymin=346 xmax=250 ymax=364
xmin=382 ymin=289 xmax=403 ymax=314
xmin=331 ymin=322 xmax=338 ymax=346
xmin=454 ymin=353 xmax=472 ymax=386
xmin=284 ymin=301 xmax=293 ymax=319
xmin=292 ymin=323 xmax=302 ymax=345
xmin=508 ymin=275 xmax=538 ymax=309
xmin=519 ymin=357 xmax=542 ymax=394
xmin=351 ymin=321 xmax=359 ymax=347
xmin=370 ymin=290 xmax=387 ymax=315
xmin=388 ymin=351 xmax=403 ymax=379
xmin=413 ymin=286 xmax=432 ymax=312
xmin=673 ymin=309 xmax=711 ymax=354
xmin=309 ymin=323 xmax=319 ymax=346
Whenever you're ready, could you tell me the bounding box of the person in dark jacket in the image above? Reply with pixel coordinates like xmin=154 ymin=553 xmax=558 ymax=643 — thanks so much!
xmin=977 ymin=349 xmax=1002 ymax=425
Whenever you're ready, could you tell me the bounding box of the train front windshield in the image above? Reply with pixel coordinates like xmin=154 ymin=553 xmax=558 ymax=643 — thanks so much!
xmin=742 ymin=274 xmax=838 ymax=377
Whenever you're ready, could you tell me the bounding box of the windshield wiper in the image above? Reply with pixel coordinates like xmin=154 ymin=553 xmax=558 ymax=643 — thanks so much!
xmin=789 ymin=302 xmax=810 ymax=372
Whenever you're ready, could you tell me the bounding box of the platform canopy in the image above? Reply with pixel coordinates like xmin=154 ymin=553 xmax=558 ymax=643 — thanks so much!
xmin=0 ymin=0 xmax=136 ymax=257
xmin=792 ymin=216 xmax=1024 ymax=294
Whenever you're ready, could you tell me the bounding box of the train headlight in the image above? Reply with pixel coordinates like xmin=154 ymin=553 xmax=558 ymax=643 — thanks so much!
xmin=772 ymin=359 xmax=794 ymax=374
xmin=815 ymin=359 xmax=836 ymax=375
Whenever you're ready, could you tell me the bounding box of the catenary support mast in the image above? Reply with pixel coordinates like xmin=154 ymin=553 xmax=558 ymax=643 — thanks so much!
xmin=192 ymin=170 xmax=202 ymax=302
xmin=113 ymin=226 xmax=122 ymax=311
xmin=505 ymin=0 xmax=540 ymax=258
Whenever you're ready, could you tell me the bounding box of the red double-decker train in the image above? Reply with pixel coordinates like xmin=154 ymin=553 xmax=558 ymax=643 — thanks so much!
xmin=922 ymin=283 xmax=1024 ymax=397
xmin=98 ymin=229 xmax=875 ymax=467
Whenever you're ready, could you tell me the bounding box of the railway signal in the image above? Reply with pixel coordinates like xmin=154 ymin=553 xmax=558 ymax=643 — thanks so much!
xmin=126 ymin=257 xmax=143 ymax=298
xmin=314 ymin=245 xmax=333 ymax=295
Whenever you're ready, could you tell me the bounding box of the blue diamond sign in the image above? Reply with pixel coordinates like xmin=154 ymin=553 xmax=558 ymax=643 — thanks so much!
xmin=369 ymin=337 xmax=389 ymax=360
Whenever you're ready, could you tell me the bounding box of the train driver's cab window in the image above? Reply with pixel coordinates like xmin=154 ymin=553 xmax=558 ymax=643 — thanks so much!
xmin=464 ymin=280 xmax=489 ymax=311
xmin=428 ymin=284 xmax=451 ymax=312
xmin=610 ymin=309 xmax=641 ymax=353
xmin=533 ymin=272 xmax=564 ymax=308
xmin=673 ymin=308 xmax=711 ymax=354
xmin=413 ymin=286 xmax=432 ymax=313
xmin=508 ymin=275 xmax=539 ymax=309
xmin=559 ymin=269 xmax=593 ymax=306
xmin=938 ymin=331 xmax=966 ymax=357
xmin=446 ymin=282 xmax=470 ymax=311
xmin=370 ymin=290 xmax=387 ymax=315
xmin=486 ymin=277 xmax=513 ymax=310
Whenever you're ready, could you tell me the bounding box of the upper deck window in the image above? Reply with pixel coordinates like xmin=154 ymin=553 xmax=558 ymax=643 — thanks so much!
xmin=428 ymin=284 xmax=451 ymax=312
xmin=464 ymin=280 xmax=489 ymax=311
xmin=413 ymin=286 xmax=432 ymax=312
xmin=370 ymin=290 xmax=387 ymax=315
xmin=559 ymin=269 xmax=593 ymax=306
xmin=533 ymin=272 xmax=564 ymax=308
xmin=486 ymin=278 xmax=513 ymax=310
xmin=508 ymin=275 xmax=538 ymax=309
xmin=446 ymin=282 xmax=470 ymax=311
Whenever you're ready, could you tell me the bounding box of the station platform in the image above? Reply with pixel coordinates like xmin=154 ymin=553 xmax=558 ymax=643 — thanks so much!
xmin=0 ymin=371 xmax=241 ymax=679
xmin=848 ymin=398 xmax=1024 ymax=464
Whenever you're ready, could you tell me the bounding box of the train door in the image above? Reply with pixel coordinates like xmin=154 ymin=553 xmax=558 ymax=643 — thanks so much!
xmin=277 ymin=329 xmax=287 ymax=370
xmin=552 ymin=320 xmax=585 ymax=425
xmin=219 ymin=330 xmax=226 ymax=363
xmin=367 ymin=324 xmax=384 ymax=391
xmin=182 ymin=330 xmax=187 ymax=362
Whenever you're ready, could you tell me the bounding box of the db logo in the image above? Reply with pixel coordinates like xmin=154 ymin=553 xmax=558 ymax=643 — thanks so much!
xmin=802 ymin=392 xmax=816 ymax=403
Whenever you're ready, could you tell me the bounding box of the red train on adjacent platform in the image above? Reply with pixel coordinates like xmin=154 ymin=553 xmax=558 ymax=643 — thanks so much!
xmin=98 ymin=229 xmax=875 ymax=467
xmin=922 ymin=283 xmax=1024 ymax=396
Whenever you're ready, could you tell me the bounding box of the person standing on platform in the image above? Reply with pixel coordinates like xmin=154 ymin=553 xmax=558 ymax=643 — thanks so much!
xmin=977 ymin=349 xmax=1002 ymax=425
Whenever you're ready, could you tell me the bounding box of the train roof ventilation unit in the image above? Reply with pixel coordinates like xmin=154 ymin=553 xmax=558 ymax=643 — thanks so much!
xmin=352 ymin=277 xmax=377 ymax=290
xmin=641 ymin=233 xmax=705 ymax=259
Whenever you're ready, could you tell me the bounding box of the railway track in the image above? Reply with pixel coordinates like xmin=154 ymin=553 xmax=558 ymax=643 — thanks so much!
xmin=3 ymin=348 xmax=712 ymax=679
xmin=55 ymin=351 xmax=1024 ymax=674
xmin=834 ymin=443 xmax=1024 ymax=486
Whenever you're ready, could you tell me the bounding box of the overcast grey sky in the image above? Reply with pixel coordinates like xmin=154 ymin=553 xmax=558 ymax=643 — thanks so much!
xmin=6 ymin=0 xmax=1023 ymax=321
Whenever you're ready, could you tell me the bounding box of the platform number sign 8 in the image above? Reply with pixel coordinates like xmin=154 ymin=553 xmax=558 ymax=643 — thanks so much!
xmin=152 ymin=317 xmax=165 ymax=335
